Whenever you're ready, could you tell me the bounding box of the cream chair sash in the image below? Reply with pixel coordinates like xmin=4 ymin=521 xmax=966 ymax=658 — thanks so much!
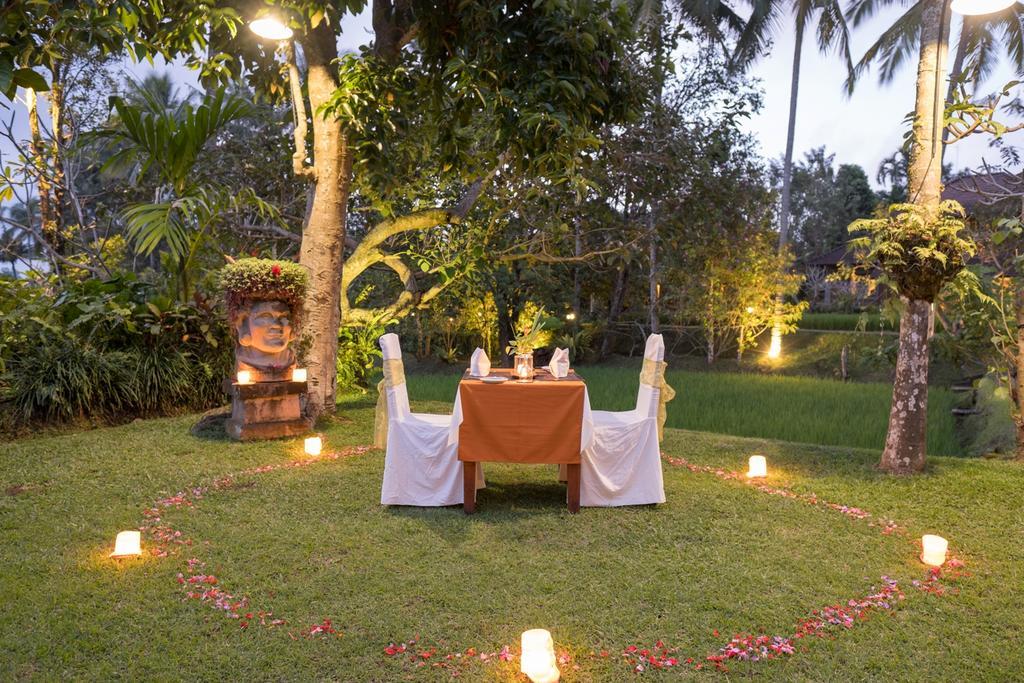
xmin=374 ymin=358 xmax=407 ymax=449
xmin=640 ymin=358 xmax=676 ymax=441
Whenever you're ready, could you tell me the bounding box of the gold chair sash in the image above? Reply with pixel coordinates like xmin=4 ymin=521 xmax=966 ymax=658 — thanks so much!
xmin=374 ymin=358 xmax=407 ymax=449
xmin=639 ymin=358 xmax=676 ymax=442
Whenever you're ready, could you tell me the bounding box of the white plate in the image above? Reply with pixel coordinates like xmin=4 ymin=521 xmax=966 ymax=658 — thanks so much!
xmin=480 ymin=376 xmax=509 ymax=384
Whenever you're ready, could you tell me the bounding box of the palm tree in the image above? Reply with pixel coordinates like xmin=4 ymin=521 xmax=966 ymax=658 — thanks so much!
xmin=674 ymin=1 xmax=853 ymax=358
xmin=847 ymin=1 xmax=1024 ymax=95
xmin=847 ymin=0 xmax=1018 ymax=473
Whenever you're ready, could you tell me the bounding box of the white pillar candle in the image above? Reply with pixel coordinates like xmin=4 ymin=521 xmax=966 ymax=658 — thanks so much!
xmin=521 ymin=629 xmax=559 ymax=683
xmin=236 ymin=370 xmax=253 ymax=385
xmin=746 ymin=455 xmax=767 ymax=478
xmin=304 ymin=436 xmax=323 ymax=457
xmin=110 ymin=530 xmax=142 ymax=558
xmin=291 ymin=368 xmax=307 ymax=382
xmin=921 ymin=535 xmax=948 ymax=567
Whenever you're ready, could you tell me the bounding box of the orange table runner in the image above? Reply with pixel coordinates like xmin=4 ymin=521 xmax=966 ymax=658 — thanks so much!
xmin=457 ymin=369 xmax=585 ymax=464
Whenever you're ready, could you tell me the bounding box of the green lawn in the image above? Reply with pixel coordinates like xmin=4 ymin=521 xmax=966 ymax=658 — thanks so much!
xmin=403 ymin=365 xmax=962 ymax=456
xmin=1 ymin=395 xmax=1021 ymax=680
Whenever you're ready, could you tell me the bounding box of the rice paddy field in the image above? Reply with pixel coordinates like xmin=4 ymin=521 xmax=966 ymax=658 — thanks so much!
xmin=402 ymin=364 xmax=962 ymax=456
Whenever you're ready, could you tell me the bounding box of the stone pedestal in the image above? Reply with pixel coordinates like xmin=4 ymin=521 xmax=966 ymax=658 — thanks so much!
xmin=224 ymin=380 xmax=312 ymax=441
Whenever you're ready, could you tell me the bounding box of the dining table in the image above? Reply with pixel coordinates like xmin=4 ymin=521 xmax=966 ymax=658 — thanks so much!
xmin=449 ymin=367 xmax=593 ymax=513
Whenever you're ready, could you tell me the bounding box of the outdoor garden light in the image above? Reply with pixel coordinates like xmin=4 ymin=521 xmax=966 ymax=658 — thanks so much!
xmin=110 ymin=530 xmax=142 ymax=559
xmin=565 ymin=312 xmax=576 ymax=321
xmin=249 ymin=16 xmax=294 ymax=41
xmin=746 ymin=306 xmax=755 ymax=314
xmin=236 ymin=370 xmax=253 ymax=385
xmin=767 ymin=329 xmax=782 ymax=359
xmin=520 ymin=629 xmax=560 ymax=683
xmin=921 ymin=534 xmax=948 ymax=567
xmin=304 ymin=436 xmax=323 ymax=456
xmin=951 ymin=0 xmax=1016 ymax=15
xmin=747 ymin=455 xmax=768 ymax=478
xmin=291 ymin=367 xmax=307 ymax=382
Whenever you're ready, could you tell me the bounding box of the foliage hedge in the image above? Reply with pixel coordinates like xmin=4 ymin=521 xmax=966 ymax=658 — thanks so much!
xmin=0 ymin=276 xmax=232 ymax=433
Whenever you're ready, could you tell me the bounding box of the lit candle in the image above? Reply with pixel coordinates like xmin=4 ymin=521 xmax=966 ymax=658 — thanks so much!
xmin=746 ymin=455 xmax=767 ymax=478
xmin=517 ymin=363 xmax=529 ymax=379
xmin=304 ymin=436 xmax=323 ymax=457
xmin=521 ymin=629 xmax=559 ymax=683
xmin=236 ymin=370 xmax=253 ymax=385
xmin=921 ymin=535 xmax=948 ymax=567
xmin=110 ymin=530 xmax=142 ymax=558
xmin=292 ymin=368 xmax=307 ymax=382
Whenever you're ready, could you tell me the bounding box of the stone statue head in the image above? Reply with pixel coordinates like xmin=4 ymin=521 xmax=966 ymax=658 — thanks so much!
xmin=235 ymin=300 xmax=294 ymax=355
xmin=220 ymin=258 xmax=308 ymax=380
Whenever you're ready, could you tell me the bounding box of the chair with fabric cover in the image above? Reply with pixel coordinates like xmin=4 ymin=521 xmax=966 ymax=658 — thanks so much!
xmin=377 ymin=333 xmax=482 ymax=506
xmin=580 ymin=333 xmax=671 ymax=506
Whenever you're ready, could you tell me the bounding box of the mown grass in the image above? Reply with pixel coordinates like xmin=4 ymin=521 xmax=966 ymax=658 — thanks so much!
xmin=403 ymin=365 xmax=962 ymax=456
xmin=0 ymin=395 xmax=1021 ymax=681
xmin=798 ymin=312 xmax=892 ymax=332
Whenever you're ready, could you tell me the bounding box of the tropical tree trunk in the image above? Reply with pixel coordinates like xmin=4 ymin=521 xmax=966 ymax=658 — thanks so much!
xmin=881 ymin=0 xmax=949 ymax=473
xmin=297 ymin=25 xmax=352 ymax=417
xmin=1015 ymin=285 xmax=1024 ymax=458
xmin=769 ymin=17 xmax=805 ymax=358
xmin=601 ymin=263 xmax=629 ymax=358
xmin=572 ymin=216 xmax=582 ymax=315
xmin=647 ymin=208 xmax=659 ymax=334
xmin=25 ymin=88 xmax=60 ymax=261
xmin=881 ymin=298 xmax=932 ymax=473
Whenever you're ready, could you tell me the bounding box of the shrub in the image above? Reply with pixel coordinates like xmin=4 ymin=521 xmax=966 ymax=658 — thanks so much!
xmin=5 ymin=341 xmax=138 ymax=423
xmin=0 ymin=276 xmax=232 ymax=431
xmin=337 ymin=324 xmax=384 ymax=390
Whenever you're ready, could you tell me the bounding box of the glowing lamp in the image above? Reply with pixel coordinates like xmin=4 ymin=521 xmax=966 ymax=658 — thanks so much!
xmin=921 ymin=534 xmax=948 ymax=567
xmin=951 ymin=0 xmax=1016 ymax=15
xmin=520 ymin=629 xmax=560 ymax=683
xmin=304 ymin=436 xmax=323 ymax=457
xmin=249 ymin=17 xmax=294 ymax=41
xmin=747 ymin=455 xmax=767 ymax=478
xmin=110 ymin=530 xmax=142 ymax=558
xmin=516 ymin=363 xmax=531 ymax=380
xmin=767 ymin=327 xmax=782 ymax=359
xmin=236 ymin=370 xmax=253 ymax=385
xmin=565 ymin=312 xmax=576 ymax=321
xmin=291 ymin=367 xmax=307 ymax=382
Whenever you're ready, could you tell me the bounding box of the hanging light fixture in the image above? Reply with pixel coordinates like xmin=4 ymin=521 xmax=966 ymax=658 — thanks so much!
xmin=249 ymin=16 xmax=294 ymax=41
xmin=951 ymin=0 xmax=1016 ymax=15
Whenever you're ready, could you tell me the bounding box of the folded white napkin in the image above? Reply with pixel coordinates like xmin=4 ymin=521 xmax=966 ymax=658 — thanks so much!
xmin=547 ymin=347 xmax=570 ymax=378
xmin=470 ymin=347 xmax=491 ymax=377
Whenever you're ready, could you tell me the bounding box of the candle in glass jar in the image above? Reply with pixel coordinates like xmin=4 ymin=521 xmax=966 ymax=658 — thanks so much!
xmin=292 ymin=368 xmax=307 ymax=382
xmin=920 ymin=534 xmax=948 ymax=567
xmin=236 ymin=370 xmax=253 ymax=385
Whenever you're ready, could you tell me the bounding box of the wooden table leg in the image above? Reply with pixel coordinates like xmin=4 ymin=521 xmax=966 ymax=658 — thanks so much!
xmin=463 ymin=461 xmax=476 ymax=514
xmin=566 ymin=463 xmax=580 ymax=514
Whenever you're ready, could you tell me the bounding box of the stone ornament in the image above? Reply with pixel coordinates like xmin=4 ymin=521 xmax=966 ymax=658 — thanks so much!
xmin=219 ymin=258 xmax=312 ymax=440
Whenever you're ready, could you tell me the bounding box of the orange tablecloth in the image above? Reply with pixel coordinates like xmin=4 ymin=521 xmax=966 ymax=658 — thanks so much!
xmin=456 ymin=369 xmax=585 ymax=464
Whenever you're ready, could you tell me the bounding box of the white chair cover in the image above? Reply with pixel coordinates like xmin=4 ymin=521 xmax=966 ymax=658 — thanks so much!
xmin=378 ymin=333 xmax=483 ymax=506
xmin=580 ymin=333 xmax=667 ymax=507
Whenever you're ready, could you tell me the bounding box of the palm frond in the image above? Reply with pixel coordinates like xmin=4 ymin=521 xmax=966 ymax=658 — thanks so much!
xmin=846 ymin=0 xmax=925 ymax=93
